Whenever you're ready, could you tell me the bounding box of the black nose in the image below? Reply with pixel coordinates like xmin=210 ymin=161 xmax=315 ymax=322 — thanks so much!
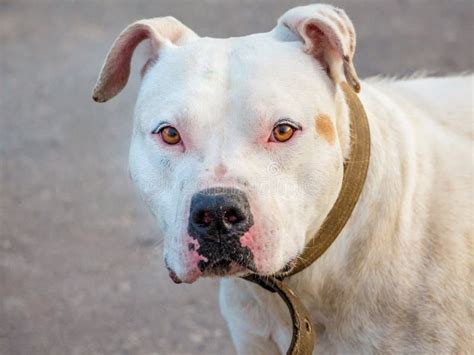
xmin=188 ymin=187 xmax=253 ymax=241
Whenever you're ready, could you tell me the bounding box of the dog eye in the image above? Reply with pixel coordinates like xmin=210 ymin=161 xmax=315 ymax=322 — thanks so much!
xmin=154 ymin=125 xmax=181 ymax=145
xmin=272 ymin=123 xmax=296 ymax=143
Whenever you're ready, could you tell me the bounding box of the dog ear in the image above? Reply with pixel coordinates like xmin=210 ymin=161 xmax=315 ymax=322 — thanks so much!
xmin=277 ymin=4 xmax=360 ymax=93
xmin=92 ymin=17 xmax=198 ymax=103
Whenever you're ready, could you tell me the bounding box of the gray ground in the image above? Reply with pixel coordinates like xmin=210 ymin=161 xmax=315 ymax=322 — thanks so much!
xmin=1 ymin=0 xmax=472 ymax=354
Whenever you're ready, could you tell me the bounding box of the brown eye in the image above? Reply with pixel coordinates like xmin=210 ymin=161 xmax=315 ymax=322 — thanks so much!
xmin=160 ymin=126 xmax=181 ymax=145
xmin=272 ymin=124 xmax=295 ymax=142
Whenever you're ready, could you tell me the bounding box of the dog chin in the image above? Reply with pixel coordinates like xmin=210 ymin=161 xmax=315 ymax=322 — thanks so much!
xmin=202 ymin=261 xmax=251 ymax=279
xmin=169 ymin=260 xmax=253 ymax=284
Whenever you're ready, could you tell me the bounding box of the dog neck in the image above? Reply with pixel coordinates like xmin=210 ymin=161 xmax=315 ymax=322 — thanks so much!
xmin=242 ymin=82 xmax=371 ymax=354
xmin=286 ymin=81 xmax=422 ymax=345
xmin=282 ymin=82 xmax=371 ymax=278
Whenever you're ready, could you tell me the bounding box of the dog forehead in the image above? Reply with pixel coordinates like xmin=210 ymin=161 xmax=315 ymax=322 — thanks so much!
xmin=135 ymin=33 xmax=329 ymax=131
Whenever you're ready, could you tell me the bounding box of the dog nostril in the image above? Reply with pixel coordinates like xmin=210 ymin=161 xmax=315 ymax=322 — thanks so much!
xmin=189 ymin=188 xmax=253 ymax=237
xmin=193 ymin=210 xmax=212 ymax=227
xmin=224 ymin=208 xmax=244 ymax=225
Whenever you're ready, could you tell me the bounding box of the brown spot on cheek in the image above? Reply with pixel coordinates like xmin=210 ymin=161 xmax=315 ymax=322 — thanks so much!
xmin=315 ymin=114 xmax=336 ymax=145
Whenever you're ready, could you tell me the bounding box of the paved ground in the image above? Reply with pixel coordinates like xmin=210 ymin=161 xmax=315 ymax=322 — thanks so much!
xmin=1 ymin=1 xmax=472 ymax=354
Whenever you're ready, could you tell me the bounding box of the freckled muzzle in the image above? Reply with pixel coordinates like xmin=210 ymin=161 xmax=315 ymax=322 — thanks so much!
xmin=188 ymin=187 xmax=255 ymax=273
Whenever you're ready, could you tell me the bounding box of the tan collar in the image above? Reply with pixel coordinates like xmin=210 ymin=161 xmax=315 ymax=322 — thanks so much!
xmin=243 ymin=82 xmax=371 ymax=354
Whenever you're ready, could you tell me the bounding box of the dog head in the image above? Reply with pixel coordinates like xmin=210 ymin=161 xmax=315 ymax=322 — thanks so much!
xmin=93 ymin=5 xmax=360 ymax=283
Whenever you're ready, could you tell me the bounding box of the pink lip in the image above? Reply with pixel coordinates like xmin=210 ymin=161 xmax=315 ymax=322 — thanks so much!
xmin=168 ymin=261 xmax=249 ymax=284
xmin=168 ymin=265 xmax=204 ymax=284
xmin=180 ymin=269 xmax=203 ymax=284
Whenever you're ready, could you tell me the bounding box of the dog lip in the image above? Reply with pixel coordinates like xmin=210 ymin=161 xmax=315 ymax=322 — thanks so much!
xmin=168 ymin=269 xmax=182 ymax=284
xmin=200 ymin=258 xmax=253 ymax=277
xmin=207 ymin=259 xmax=232 ymax=275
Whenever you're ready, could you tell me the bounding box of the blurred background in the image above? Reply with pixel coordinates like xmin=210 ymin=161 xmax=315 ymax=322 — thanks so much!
xmin=1 ymin=0 xmax=472 ymax=354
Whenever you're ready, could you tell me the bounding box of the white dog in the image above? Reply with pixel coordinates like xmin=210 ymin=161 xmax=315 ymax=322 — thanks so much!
xmin=93 ymin=4 xmax=473 ymax=354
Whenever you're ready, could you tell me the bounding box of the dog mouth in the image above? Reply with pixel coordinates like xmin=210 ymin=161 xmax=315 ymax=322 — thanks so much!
xmin=199 ymin=257 xmax=256 ymax=277
xmin=166 ymin=255 xmax=256 ymax=284
xmin=166 ymin=248 xmax=297 ymax=284
xmin=203 ymin=259 xmax=232 ymax=276
xmin=199 ymin=254 xmax=297 ymax=278
xmin=167 ymin=259 xmax=296 ymax=285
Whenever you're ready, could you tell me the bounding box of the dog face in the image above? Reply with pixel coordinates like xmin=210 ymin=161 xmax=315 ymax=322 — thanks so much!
xmin=93 ymin=5 xmax=360 ymax=283
xmin=130 ymin=37 xmax=343 ymax=282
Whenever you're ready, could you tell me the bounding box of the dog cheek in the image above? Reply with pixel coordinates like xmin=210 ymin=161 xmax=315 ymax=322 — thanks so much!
xmin=240 ymin=227 xmax=266 ymax=271
xmin=185 ymin=236 xmax=208 ymax=268
xmin=239 ymin=229 xmax=254 ymax=248
xmin=168 ymin=236 xmax=208 ymax=284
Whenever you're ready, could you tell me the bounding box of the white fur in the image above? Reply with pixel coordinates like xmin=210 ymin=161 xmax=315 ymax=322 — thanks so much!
xmin=94 ymin=4 xmax=473 ymax=353
xmin=220 ymin=74 xmax=473 ymax=353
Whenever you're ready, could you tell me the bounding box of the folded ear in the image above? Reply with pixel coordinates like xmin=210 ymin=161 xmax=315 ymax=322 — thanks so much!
xmin=92 ymin=16 xmax=198 ymax=103
xmin=277 ymin=4 xmax=360 ymax=93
